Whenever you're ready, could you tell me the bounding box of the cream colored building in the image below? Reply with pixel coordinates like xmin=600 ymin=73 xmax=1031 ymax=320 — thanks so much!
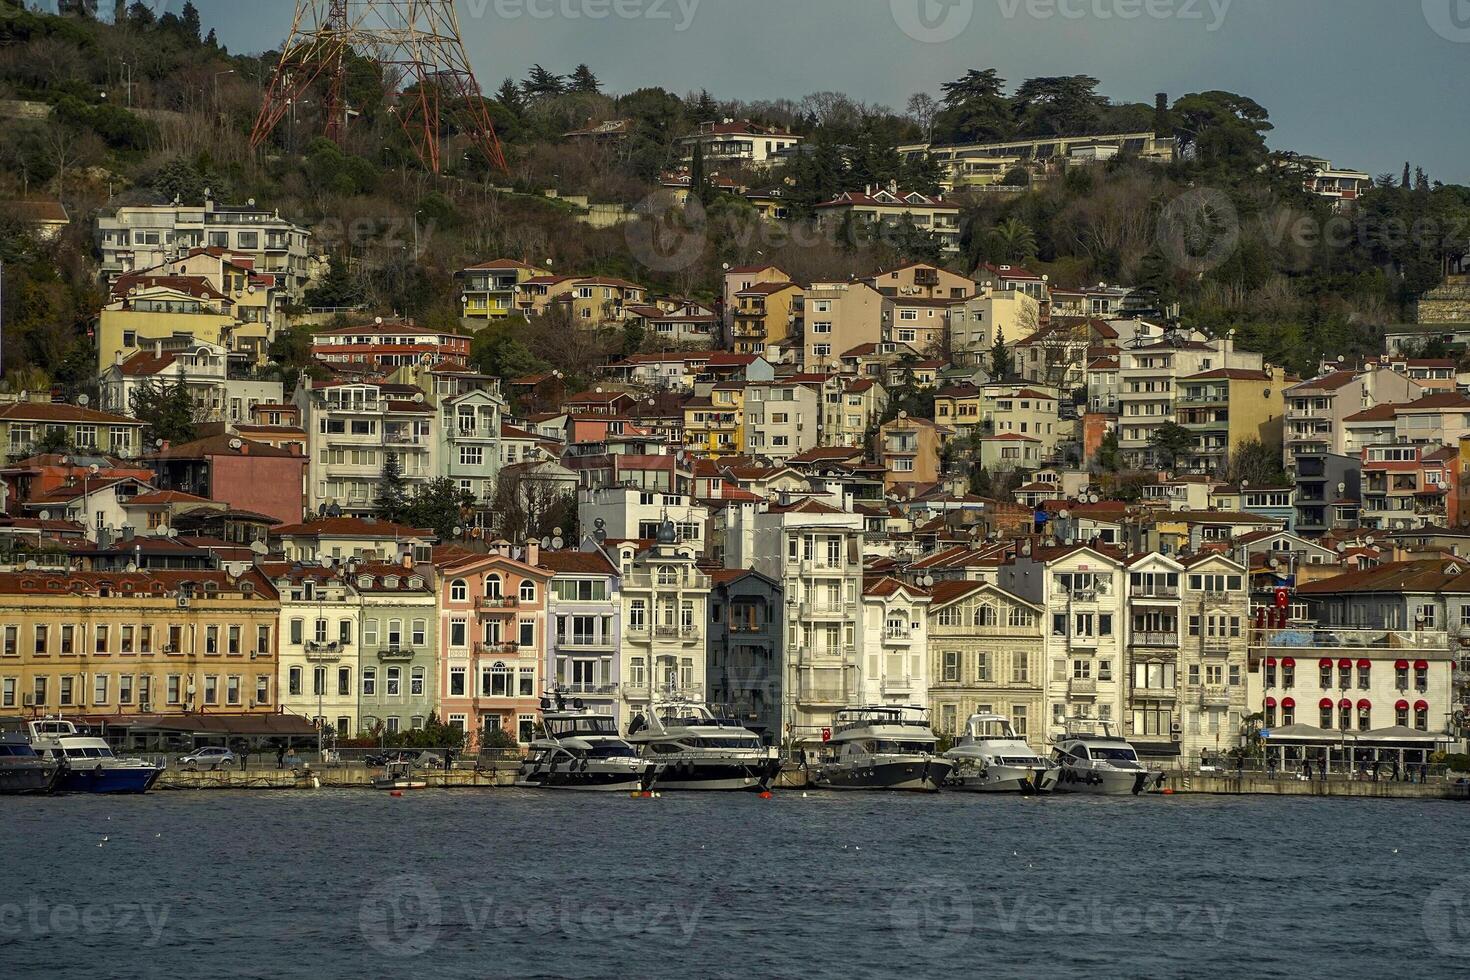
xmin=798 ymin=281 xmax=885 ymax=371
xmin=949 ymin=290 xmax=1042 ymax=365
xmin=926 ymin=581 xmax=1046 ymax=751
xmin=858 ymin=578 xmax=931 ymax=706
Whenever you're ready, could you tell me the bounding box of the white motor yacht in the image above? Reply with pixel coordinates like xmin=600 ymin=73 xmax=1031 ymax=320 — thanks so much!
xmin=626 ymin=699 xmax=781 ymax=791
xmin=1050 ymin=720 xmax=1166 ymax=795
xmin=944 ymin=713 xmax=1058 ymax=793
xmin=516 ymin=696 xmax=661 ymax=791
xmin=808 ymin=705 xmax=952 ymax=792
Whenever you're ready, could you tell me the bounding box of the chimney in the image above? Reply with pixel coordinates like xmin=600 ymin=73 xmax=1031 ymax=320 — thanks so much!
xmin=527 ymin=541 xmax=540 ymax=566
xmin=155 ymin=340 xmax=163 ymax=357
xmin=401 ymin=550 xmax=413 ymax=570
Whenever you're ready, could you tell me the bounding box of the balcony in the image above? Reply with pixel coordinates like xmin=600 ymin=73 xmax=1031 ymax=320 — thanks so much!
xmin=474 ymin=642 xmax=521 ymax=656
xmin=1131 ymin=632 xmax=1179 ymax=648
xmin=1200 ymin=686 xmax=1232 ymax=706
xmin=1069 ymin=677 xmax=1097 ymax=697
xmin=476 ymin=596 xmax=520 ymax=612
xmin=556 ymin=636 xmax=616 ymax=652
xmin=1132 ymin=587 xmax=1179 ymax=600
xmin=559 ymin=682 xmax=619 ymax=697
xmin=1132 ymin=686 xmax=1176 ymax=700
xmin=377 ymin=647 xmax=417 ymax=662
xmin=881 ymin=677 xmax=913 ymax=696
xmin=799 ymin=558 xmax=846 ymax=576
xmin=1201 ymin=638 xmax=1232 ymax=656
xmin=798 ymin=678 xmax=849 ymax=706
xmin=1248 ymin=627 xmax=1449 ymax=654
xmin=304 ymin=641 xmax=342 ymax=661
xmin=624 ymin=683 xmax=703 ymax=702
xmin=883 ymin=631 xmax=912 ymax=647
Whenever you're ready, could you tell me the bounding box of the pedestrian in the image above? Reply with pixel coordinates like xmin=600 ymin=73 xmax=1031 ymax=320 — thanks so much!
xmin=239 ymin=745 xmax=248 ymax=771
xmin=1420 ymin=762 xmax=1429 ymax=784
xmin=286 ymin=746 xmax=298 ymax=770
xmin=1303 ymin=758 xmax=1312 ymax=780
xmin=276 ymin=744 xmax=286 ymax=770
xmin=1391 ymin=759 xmax=1400 ymax=782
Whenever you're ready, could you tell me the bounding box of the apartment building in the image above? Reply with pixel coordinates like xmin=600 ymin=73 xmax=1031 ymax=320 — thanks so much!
xmin=97 ymin=196 xmax=312 ymax=296
xmin=271 ymin=565 xmax=363 ymax=738
xmin=1175 ymin=368 xmax=1287 ymax=475
xmin=875 ymin=416 xmax=949 ymax=492
xmin=677 ymin=120 xmax=802 ymax=168
xmin=311 ymin=320 xmax=471 ymax=371
xmin=578 ymin=486 xmax=710 ymax=553
xmin=456 ymin=259 xmax=541 ymax=321
xmin=865 ymin=262 xmax=975 ymax=301
xmin=732 ymin=282 xmax=803 ymax=356
xmin=820 ymin=376 xmax=887 ymax=450
xmin=815 ymin=186 xmax=961 ymax=254
xmin=744 ymin=378 xmax=822 ymax=461
xmin=608 ymin=528 xmax=710 ymax=720
xmin=96 ymin=277 xmax=263 ymax=374
xmin=1284 ymin=366 xmax=1424 ymax=466
xmin=295 ymin=381 xmax=439 ymax=516
xmin=441 ymin=389 xmax=505 ymax=525
xmin=145 ymin=434 xmax=307 ymax=525
xmin=798 ymin=281 xmax=885 ymax=371
xmin=683 ymin=384 xmax=745 ymax=459
xmin=1359 ymin=444 xmax=1458 ymax=532
xmin=1176 ymin=553 xmax=1251 ymax=758
xmin=857 ymin=578 xmax=931 ymax=706
xmin=354 ymin=563 xmax=439 ymax=737
xmin=1117 ymin=335 xmax=1267 ymax=468
xmin=541 ymin=550 xmax=622 ymax=724
xmin=99 ymin=339 xmax=283 ymax=425
xmin=724 ymin=493 xmax=865 ymax=739
xmin=723 ymin=264 xmax=791 ymax=325
xmin=0 ymin=569 xmax=279 ymax=723
xmin=0 ymin=402 xmax=145 ymax=465
xmin=926 ymin=580 xmax=1046 ymax=751
xmin=997 ymin=545 xmax=1127 ymax=740
xmin=436 ymin=548 xmax=552 ymax=745
xmin=707 ymin=569 xmax=785 ymax=740
xmin=948 ymin=290 xmax=1042 ymax=366
xmin=989 ymin=385 xmax=1065 ymax=460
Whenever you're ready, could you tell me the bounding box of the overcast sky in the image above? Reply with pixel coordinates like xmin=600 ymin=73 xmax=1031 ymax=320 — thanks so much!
xmin=167 ymin=0 xmax=1470 ymax=183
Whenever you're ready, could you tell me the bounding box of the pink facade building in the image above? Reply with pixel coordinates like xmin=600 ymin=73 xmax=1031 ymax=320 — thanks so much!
xmin=436 ymin=547 xmax=552 ymax=746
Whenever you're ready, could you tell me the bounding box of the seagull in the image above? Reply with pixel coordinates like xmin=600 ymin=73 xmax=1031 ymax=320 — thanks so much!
xmin=101 ymin=836 xmax=109 ymax=842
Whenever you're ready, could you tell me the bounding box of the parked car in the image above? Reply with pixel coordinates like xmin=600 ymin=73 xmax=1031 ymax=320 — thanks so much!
xmin=179 ymin=747 xmax=238 ymax=771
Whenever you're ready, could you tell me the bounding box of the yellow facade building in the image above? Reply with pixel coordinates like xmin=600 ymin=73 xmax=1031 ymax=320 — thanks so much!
xmin=684 ymin=384 xmax=745 ymax=458
xmin=0 ymin=569 xmax=282 ymax=724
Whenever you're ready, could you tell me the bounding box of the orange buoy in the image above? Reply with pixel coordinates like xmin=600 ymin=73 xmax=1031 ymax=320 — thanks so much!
xmin=759 ymin=791 xmax=773 ymax=799
xmin=390 ymin=790 xmax=403 ymax=797
xmin=1162 ymin=788 xmax=1175 ymax=795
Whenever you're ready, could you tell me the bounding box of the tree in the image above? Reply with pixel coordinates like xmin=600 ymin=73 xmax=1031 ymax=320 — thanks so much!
xmin=128 ymin=377 xmax=204 ymax=446
xmin=688 ymin=141 xmax=709 ymax=206
xmin=1171 ymin=90 xmax=1273 ymax=170
xmin=375 ymin=452 xmax=410 ymax=523
xmin=990 ymin=327 xmax=1012 ymax=380
xmin=1224 ymin=437 xmax=1288 ymax=486
xmin=933 ymin=68 xmax=1011 ymax=144
xmin=406 ymin=477 xmax=474 ymax=539
xmin=906 ymin=92 xmax=938 ymax=142
xmin=567 ymin=64 xmax=600 ymax=95
xmin=1096 ymin=429 xmax=1121 ymax=473
xmin=1013 ymin=76 xmax=1106 ymax=136
xmin=987 ymin=218 xmax=1037 ymax=262
xmin=521 ymin=64 xmax=564 ymax=102
xmin=1149 ymin=421 xmax=1195 ymax=470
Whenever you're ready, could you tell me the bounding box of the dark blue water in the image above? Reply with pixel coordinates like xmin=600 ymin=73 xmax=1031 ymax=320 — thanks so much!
xmin=2 ymin=790 xmax=1466 ymax=978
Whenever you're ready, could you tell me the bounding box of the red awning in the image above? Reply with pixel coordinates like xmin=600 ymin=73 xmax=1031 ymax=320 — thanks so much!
xmin=1356 ymin=699 xmax=1371 ymax=711
xmin=1282 ymin=657 xmax=1296 ymax=668
xmin=1265 ymin=696 xmax=1277 ymax=708
xmin=1337 ymin=658 xmax=1352 ymax=669
xmin=1395 ymin=659 xmax=1410 ymax=670
xmin=1319 ymin=697 xmax=1334 ymax=709
xmin=1414 ymin=660 xmax=1429 ymax=670
xmin=1356 ymin=659 xmax=1371 ymax=669
xmin=1281 ymin=697 xmax=1295 ymax=709
xmin=1319 ymin=658 xmax=1334 ymax=668
xmin=1414 ymin=700 xmax=1429 ymax=712
xmin=1338 ymin=698 xmax=1352 ymax=709
xmin=1266 ymin=657 xmax=1277 ymax=667
xmin=1395 ymin=699 xmax=1410 ymax=711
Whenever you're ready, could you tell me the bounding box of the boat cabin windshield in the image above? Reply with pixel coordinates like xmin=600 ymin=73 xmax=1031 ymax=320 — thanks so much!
xmin=679 ymin=733 xmax=762 ymax=749
xmin=584 ymin=744 xmax=636 ymax=759
xmin=63 ymin=746 xmax=116 ymax=759
xmin=545 ymin=715 xmax=619 ymax=738
xmin=860 ymin=738 xmax=935 ymax=754
xmin=657 ymin=705 xmax=718 ymax=727
xmin=967 ymin=716 xmax=1018 ymax=739
xmin=1089 ymin=746 xmax=1139 ymax=763
xmin=0 ymin=744 xmax=41 ymax=757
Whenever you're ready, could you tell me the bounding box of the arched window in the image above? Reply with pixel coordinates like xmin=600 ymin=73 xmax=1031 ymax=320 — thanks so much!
xmin=1338 ymin=701 xmax=1352 ymax=731
xmin=485 ymin=574 xmax=502 ymax=598
xmin=288 ymin=666 xmax=303 ymax=697
xmin=1414 ymin=702 xmax=1429 ymax=731
xmin=450 ymin=579 xmax=467 ymax=602
xmin=974 ymin=603 xmax=997 ymax=628
xmin=519 ymin=580 xmax=536 ymax=602
xmin=1281 ymin=698 xmax=1295 ymax=726
xmin=657 ymin=566 xmax=677 ymax=586
xmin=1356 ymin=701 xmax=1371 ymax=731
xmin=1319 ymin=701 xmax=1333 ymax=730
xmin=411 ymin=666 xmax=425 ymax=697
xmin=1319 ymin=661 xmax=1332 ymax=688
xmin=1264 ymin=699 xmax=1276 ymax=728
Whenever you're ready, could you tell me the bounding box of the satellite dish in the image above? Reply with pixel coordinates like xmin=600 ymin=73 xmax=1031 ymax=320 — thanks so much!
xmin=125 ymin=562 xmax=138 ymax=573
xmin=412 ymin=392 xmax=425 ymax=403
xmin=167 ymin=528 xmax=178 ymax=538
xmin=375 ymin=316 xmax=384 ymax=325
xmin=552 ymin=536 xmax=564 ymax=550
xmin=77 ymin=394 xmax=89 ymax=407
xmin=39 ymin=510 xmax=50 ymax=521
xmin=229 ymin=438 xmax=243 ymax=450
xmin=452 ymin=525 xmax=464 ymax=537
xmin=540 ymin=536 xmax=552 ymax=549
xmin=250 ymin=541 xmax=268 ymax=555
xmin=594 ymin=518 xmax=606 ymax=530
xmin=24 ymin=560 xmax=38 ymax=571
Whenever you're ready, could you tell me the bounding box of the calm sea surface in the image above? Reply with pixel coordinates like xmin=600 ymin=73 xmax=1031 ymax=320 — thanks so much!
xmin=2 ymin=790 xmax=1466 ymax=979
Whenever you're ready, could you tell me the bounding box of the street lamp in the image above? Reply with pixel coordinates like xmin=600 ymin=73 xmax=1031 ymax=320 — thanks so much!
xmin=212 ymin=69 xmax=235 ymax=116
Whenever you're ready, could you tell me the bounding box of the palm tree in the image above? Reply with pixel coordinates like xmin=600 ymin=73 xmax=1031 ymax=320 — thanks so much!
xmin=988 ymin=218 xmax=1037 ymax=262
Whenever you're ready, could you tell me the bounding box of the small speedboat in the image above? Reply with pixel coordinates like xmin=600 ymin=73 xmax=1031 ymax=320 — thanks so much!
xmin=28 ymin=719 xmax=163 ymax=794
xmin=626 ymin=699 xmax=781 ymax=791
xmin=945 ymin=713 xmax=1058 ymax=793
xmin=1050 ymin=721 xmax=1166 ymax=795
xmin=517 ymin=695 xmax=661 ymax=791
xmin=373 ymin=761 xmax=428 ymax=790
xmin=807 ymin=705 xmax=952 ymax=792
xmin=0 ymin=719 xmax=62 ymax=795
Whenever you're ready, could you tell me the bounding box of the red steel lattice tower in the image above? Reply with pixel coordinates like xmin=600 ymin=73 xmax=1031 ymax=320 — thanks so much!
xmin=250 ymin=0 xmax=506 ymax=174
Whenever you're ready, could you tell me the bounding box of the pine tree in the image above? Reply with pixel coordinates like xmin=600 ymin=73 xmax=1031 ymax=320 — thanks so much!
xmin=688 ymin=142 xmax=708 ymax=206
xmin=1401 ymin=162 xmax=1411 ymax=189
xmin=375 ymin=452 xmax=410 ymax=523
xmin=693 ymin=89 xmax=717 ymax=121
xmin=521 ymin=65 xmax=565 ymax=102
xmin=568 ymin=65 xmax=600 ymax=95
xmin=990 ymin=328 xmax=1012 ymax=380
